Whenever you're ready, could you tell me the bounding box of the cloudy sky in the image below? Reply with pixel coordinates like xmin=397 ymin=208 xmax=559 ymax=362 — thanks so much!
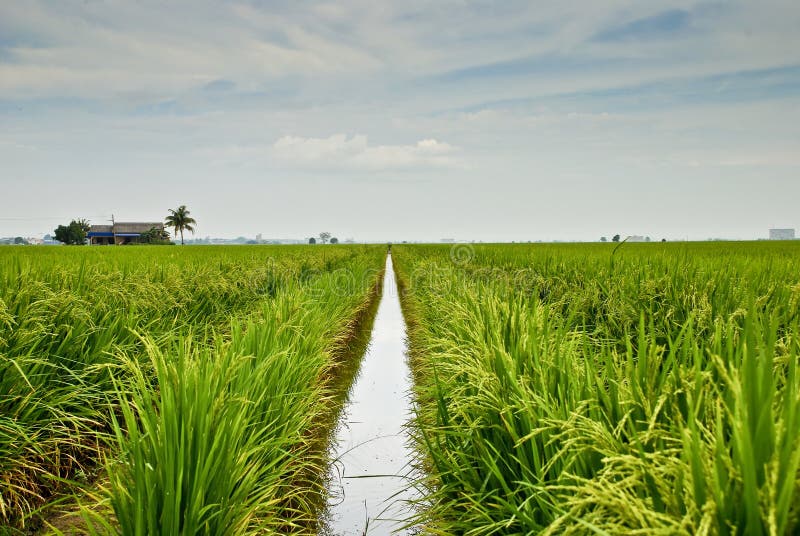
xmin=1 ymin=1 xmax=799 ymax=242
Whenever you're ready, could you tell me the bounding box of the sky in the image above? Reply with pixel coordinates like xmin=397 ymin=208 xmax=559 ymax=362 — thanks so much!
xmin=1 ymin=0 xmax=799 ymax=242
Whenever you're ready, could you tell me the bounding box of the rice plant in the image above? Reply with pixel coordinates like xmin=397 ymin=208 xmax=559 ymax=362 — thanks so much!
xmin=0 ymin=245 xmax=385 ymax=533
xmin=393 ymin=242 xmax=800 ymax=535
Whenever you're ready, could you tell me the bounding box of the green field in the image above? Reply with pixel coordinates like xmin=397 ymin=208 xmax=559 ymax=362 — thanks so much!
xmin=0 ymin=245 xmax=385 ymax=533
xmin=393 ymin=242 xmax=800 ymax=535
xmin=2 ymin=242 xmax=800 ymax=535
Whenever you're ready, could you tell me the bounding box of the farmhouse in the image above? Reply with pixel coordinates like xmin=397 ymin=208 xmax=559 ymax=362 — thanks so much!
xmin=87 ymin=222 xmax=165 ymax=245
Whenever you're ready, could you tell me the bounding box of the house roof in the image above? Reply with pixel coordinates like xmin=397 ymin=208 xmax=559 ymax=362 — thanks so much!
xmin=88 ymin=222 xmax=164 ymax=236
xmin=114 ymin=222 xmax=164 ymax=234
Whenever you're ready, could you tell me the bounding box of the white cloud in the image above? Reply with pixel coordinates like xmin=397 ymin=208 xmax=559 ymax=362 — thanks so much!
xmin=0 ymin=1 xmax=382 ymax=99
xmin=272 ymin=134 xmax=460 ymax=171
xmin=2 ymin=0 xmax=799 ymax=103
xmin=2 ymin=1 xmax=800 ymax=241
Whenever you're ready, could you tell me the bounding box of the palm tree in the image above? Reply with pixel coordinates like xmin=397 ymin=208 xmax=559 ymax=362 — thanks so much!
xmin=165 ymin=205 xmax=197 ymax=245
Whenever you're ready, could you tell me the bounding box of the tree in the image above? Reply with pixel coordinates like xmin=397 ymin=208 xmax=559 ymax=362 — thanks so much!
xmin=165 ymin=205 xmax=197 ymax=245
xmin=139 ymin=226 xmax=172 ymax=244
xmin=600 ymin=236 xmax=607 ymax=242
xmin=309 ymin=237 xmax=316 ymax=244
xmin=54 ymin=219 xmax=90 ymax=245
xmin=13 ymin=237 xmax=25 ymax=245
xmin=330 ymin=237 xmax=338 ymax=244
xmin=319 ymin=232 xmax=331 ymax=244
xmin=612 ymin=234 xmax=621 ymax=242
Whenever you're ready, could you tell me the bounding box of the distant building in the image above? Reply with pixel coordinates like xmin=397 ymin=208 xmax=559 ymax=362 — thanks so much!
xmin=88 ymin=222 xmax=165 ymax=245
xmin=769 ymin=228 xmax=795 ymax=240
xmin=625 ymin=235 xmax=651 ymax=243
xmin=42 ymin=234 xmax=60 ymax=245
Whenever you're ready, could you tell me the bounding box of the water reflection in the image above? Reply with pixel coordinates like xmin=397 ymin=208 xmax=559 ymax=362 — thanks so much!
xmin=324 ymin=254 xmax=417 ymax=535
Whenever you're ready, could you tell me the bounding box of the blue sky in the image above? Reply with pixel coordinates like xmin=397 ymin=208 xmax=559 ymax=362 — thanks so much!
xmin=1 ymin=0 xmax=799 ymax=241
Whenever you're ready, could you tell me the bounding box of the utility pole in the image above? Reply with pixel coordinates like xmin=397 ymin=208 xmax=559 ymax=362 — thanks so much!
xmin=111 ymin=214 xmax=116 ymax=245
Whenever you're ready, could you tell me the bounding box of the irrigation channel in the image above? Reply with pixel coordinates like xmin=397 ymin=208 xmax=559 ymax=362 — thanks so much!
xmin=323 ymin=254 xmax=418 ymax=535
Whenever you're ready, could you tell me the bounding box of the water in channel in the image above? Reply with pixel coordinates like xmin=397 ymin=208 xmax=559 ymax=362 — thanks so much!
xmin=323 ymin=254 xmax=417 ymax=535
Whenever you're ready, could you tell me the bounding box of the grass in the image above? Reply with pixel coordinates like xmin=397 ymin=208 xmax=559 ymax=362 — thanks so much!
xmin=393 ymin=242 xmax=800 ymax=535
xmin=0 ymin=245 xmax=386 ymax=533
